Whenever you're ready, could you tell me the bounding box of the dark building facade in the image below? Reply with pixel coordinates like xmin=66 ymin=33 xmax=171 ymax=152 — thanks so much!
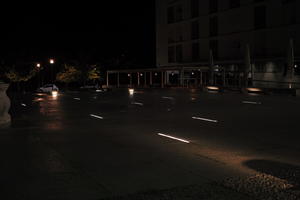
xmin=156 ymin=0 xmax=300 ymax=88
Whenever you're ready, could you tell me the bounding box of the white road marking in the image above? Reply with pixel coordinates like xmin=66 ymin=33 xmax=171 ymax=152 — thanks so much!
xmin=162 ymin=96 xmax=174 ymax=100
xmin=90 ymin=114 xmax=104 ymax=119
xmin=158 ymin=133 xmax=190 ymax=144
xmin=242 ymin=101 xmax=262 ymax=105
xmin=74 ymin=98 xmax=81 ymax=100
xmin=192 ymin=117 xmax=218 ymax=123
xmin=132 ymin=102 xmax=144 ymax=106
xmin=21 ymin=103 xmax=27 ymax=107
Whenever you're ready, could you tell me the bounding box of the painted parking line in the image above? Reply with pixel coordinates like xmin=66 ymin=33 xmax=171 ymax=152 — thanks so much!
xmin=74 ymin=98 xmax=81 ymax=100
xmin=132 ymin=102 xmax=144 ymax=106
xmin=162 ymin=96 xmax=174 ymax=100
xmin=242 ymin=101 xmax=262 ymax=105
xmin=90 ymin=114 xmax=104 ymax=119
xmin=192 ymin=117 xmax=218 ymax=123
xmin=158 ymin=133 xmax=190 ymax=144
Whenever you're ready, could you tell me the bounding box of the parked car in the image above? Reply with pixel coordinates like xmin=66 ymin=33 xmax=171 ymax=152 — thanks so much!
xmin=37 ymin=84 xmax=59 ymax=93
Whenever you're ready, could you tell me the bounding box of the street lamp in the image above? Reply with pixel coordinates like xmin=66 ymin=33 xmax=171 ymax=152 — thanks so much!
xmin=36 ymin=63 xmax=41 ymax=68
xmin=49 ymin=59 xmax=55 ymax=83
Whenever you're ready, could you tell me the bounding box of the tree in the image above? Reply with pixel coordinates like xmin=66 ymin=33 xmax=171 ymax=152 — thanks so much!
xmin=56 ymin=64 xmax=81 ymax=86
xmin=5 ymin=65 xmax=37 ymax=92
xmin=87 ymin=67 xmax=100 ymax=82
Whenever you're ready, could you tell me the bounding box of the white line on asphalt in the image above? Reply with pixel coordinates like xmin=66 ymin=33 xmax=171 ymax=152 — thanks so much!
xmin=21 ymin=103 xmax=27 ymax=107
xmin=192 ymin=117 xmax=218 ymax=123
xmin=74 ymin=98 xmax=81 ymax=100
xmin=90 ymin=114 xmax=104 ymax=119
xmin=132 ymin=102 xmax=144 ymax=106
xmin=158 ymin=133 xmax=190 ymax=143
xmin=162 ymin=96 xmax=174 ymax=100
xmin=242 ymin=101 xmax=262 ymax=105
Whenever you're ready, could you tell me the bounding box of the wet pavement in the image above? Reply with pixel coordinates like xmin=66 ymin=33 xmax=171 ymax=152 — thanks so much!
xmin=1 ymin=89 xmax=300 ymax=199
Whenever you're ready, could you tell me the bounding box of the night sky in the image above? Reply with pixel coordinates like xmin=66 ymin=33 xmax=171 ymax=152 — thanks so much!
xmin=0 ymin=2 xmax=155 ymax=67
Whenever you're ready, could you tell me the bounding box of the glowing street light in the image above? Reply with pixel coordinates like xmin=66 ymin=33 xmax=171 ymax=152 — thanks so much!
xmin=50 ymin=59 xmax=55 ymax=64
xmin=36 ymin=63 xmax=41 ymax=68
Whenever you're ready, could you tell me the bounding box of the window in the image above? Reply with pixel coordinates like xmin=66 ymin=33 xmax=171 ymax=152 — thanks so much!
xmin=230 ymin=0 xmax=240 ymax=8
xmin=176 ymin=45 xmax=183 ymax=62
xmin=209 ymin=40 xmax=219 ymax=59
xmin=176 ymin=5 xmax=183 ymax=21
xmin=209 ymin=16 xmax=218 ymax=36
xmin=167 ymin=7 xmax=175 ymax=24
xmin=191 ymin=21 xmax=199 ymax=40
xmin=282 ymin=0 xmax=296 ymax=24
xmin=209 ymin=0 xmax=218 ymax=13
xmin=254 ymin=63 xmax=266 ymax=73
xmin=168 ymin=46 xmax=176 ymax=63
xmin=191 ymin=0 xmax=199 ymax=18
xmin=192 ymin=43 xmax=200 ymax=61
xmin=254 ymin=6 xmax=266 ymax=29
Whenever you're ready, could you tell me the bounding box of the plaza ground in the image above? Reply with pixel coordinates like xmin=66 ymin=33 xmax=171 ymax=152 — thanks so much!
xmin=1 ymin=89 xmax=300 ymax=199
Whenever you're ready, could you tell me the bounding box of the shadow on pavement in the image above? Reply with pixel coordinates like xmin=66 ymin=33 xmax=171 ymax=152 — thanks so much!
xmin=244 ymin=159 xmax=300 ymax=189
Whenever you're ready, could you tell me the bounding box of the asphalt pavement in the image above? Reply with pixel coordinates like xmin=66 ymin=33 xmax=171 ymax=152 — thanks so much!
xmin=1 ymin=88 xmax=300 ymax=200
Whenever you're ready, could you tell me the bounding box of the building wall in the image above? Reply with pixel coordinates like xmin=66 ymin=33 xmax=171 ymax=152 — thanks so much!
xmin=156 ymin=0 xmax=300 ymax=87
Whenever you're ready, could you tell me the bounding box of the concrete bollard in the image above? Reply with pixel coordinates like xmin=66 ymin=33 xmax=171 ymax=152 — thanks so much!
xmin=0 ymin=82 xmax=11 ymax=128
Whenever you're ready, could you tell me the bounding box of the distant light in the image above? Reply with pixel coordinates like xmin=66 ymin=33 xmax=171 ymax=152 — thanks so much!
xmin=155 ymin=73 xmax=158 ymax=76
xmin=51 ymin=91 xmax=58 ymax=97
xmin=191 ymin=72 xmax=194 ymax=75
xmin=33 ymin=98 xmax=44 ymax=102
xmin=129 ymin=88 xmax=134 ymax=95
xmin=96 ymin=89 xmax=102 ymax=92
xmin=247 ymin=88 xmax=262 ymax=92
xmin=140 ymin=73 xmax=143 ymax=76
xmin=36 ymin=63 xmax=41 ymax=68
xmin=128 ymin=74 xmax=131 ymax=77
xmin=171 ymin=73 xmax=174 ymax=76
xmin=90 ymin=114 xmax=103 ymax=119
xmin=21 ymin=103 xmax=27 ymax=107
xmin=74 ymin=98 xmax=80 ymax=101
xmin=192 ymin=117 xmax=218 ymax=123
xmin=207 ymin=86 xmax=219 ymax=91
xmin=295 ymin=65 xmax=298 ymax=68
xmin=158 ymin=133 xmax=190 ymax=144
xmin=50 ymin=59 xmax=55 ymax=64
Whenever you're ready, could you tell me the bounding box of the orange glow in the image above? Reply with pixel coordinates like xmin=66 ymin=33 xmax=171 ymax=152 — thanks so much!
xmin=207 ymin=86 xmax=219 ymax=91
xmin=51 ymin=91 xmax=58 ymax=97
xmin=247 ymin=88 xmax=262 ymax=92
xmin=129 ymin=88 xmax=134 ymax=95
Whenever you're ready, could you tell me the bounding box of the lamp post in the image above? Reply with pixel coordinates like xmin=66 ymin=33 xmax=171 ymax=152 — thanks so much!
xmin=50 ymin=59 xmax=55 ymax=83
xmin=36 ymin=63 xmax=41 ymax=87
